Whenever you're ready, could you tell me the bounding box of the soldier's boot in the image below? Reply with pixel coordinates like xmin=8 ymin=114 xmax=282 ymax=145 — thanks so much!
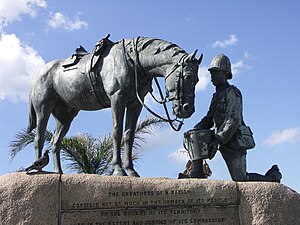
xmin=247 ymin=165 xmax=282 ymax=183
xmin=190 ymin=159 xmax=207 ymax=178
xmin=264 ymin=164 xmax=282 ymax=183
xmin=178 ymin=173 xmax=190 ymax=179
xmin=247 ymin=173 xmax=269 ymax=181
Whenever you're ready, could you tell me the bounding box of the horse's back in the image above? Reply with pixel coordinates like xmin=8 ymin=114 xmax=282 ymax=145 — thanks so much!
xmin=29 ymin=60 xmax=62 ymax=105
xmin=30 ymin=40 xmax=134 ymax=111
xmin=31 ymin=59 xmax=62 ymax=87
xmin=53 ymin=55 xmax=111 ymax=110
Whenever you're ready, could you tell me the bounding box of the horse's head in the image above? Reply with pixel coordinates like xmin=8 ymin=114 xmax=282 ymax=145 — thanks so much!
xmin=165 ymin=50 xmax=202 ymax=118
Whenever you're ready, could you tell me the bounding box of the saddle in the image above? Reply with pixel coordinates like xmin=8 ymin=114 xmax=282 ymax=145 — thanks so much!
xmin=62 ymin=34 xmax=114 ymax=71
xmin=62 ymin=45 xmax=88 ymax=70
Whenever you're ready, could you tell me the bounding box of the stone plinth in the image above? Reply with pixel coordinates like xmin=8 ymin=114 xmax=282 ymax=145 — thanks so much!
xmin=0 ymin=173 xmax=299 ymax=225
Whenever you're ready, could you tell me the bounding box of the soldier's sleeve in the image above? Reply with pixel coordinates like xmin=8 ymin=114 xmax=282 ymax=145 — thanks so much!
xmin=215 ymin=87 xmax=242 ymax=144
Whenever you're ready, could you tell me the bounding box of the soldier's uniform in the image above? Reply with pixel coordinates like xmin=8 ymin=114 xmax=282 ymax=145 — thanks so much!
xmin=195 ymin=82 xmax=247 ymax=180
xmin=193 ymin=54 xmax=281 ymax=182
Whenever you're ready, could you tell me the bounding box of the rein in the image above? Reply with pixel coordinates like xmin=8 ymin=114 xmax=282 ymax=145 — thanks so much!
xmin=131 ymin=37 xmax=185 ymax=131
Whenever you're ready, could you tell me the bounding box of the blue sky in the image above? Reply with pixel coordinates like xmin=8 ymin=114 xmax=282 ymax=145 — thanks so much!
xmin=0 ymin=1 xmax=299 ymax=193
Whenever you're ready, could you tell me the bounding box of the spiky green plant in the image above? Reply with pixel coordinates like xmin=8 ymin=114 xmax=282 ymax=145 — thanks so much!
xmin=61 ymin=134 xmax=114 ymax=174
xmin=9 ymin=116 xmax=166 ymax=174
xmin=9 ymin=129 xmax=53 ymax=160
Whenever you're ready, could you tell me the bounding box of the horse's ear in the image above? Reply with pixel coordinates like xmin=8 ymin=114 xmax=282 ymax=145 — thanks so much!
xmin=197 ymin=53 xmax=203 ymax=65
xmin=185 ymin=49 xmax=198 ymax=62
xmin=191 ymin=49 xmax=198 ymax=59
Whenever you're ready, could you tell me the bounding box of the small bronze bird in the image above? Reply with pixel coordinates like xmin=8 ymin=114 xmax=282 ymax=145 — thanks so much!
xmin=25 ymin=150 xmax=50 ymax=173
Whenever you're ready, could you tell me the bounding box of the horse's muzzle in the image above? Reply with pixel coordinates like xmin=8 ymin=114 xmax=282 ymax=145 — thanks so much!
xmin=173 ymin=102 xmax=195 ymax=118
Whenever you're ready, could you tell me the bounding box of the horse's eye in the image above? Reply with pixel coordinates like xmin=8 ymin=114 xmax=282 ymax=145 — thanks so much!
xmin=185 ymin=74 xmax=192 ymax=80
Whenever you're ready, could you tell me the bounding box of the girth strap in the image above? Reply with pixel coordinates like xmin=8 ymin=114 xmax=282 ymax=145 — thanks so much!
xmin=88 ymin=67 xmax=109 ymax=107
xmin=86 ymin=35 xmax=114 ymax=107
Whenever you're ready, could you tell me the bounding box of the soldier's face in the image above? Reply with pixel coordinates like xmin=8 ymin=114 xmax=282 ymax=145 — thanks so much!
xmin=210 ymin=70 xmax=227 ymax=87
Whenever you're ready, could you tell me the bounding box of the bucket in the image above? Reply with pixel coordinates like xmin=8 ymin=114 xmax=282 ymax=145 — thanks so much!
xmin=183 ymin=129 xmax=214 ymax=160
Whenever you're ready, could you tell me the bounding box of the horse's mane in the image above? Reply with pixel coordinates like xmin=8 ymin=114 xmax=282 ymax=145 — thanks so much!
xmin=137 ymin=37 xmax=186 ymax=57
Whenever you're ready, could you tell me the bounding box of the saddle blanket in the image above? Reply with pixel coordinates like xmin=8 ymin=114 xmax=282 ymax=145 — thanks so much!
xmin=62 ymin=53 xmax=99 ymax=73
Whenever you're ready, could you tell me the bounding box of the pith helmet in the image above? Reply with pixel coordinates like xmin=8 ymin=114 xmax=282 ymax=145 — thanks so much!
xmin=208 ymin=54 xmax=232 ymax=79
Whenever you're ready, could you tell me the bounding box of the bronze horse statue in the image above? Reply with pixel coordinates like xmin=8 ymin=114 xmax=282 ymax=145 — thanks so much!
xmin=27 ymin=36 xmax=202 ymax=176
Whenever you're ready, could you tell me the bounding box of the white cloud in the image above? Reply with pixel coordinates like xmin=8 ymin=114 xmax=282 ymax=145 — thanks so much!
xmin=0 ymin=33 xmax=45 ymax=102
xmin=211 ymin=34 xmax=238 ymax=49
xmin=231 ymin=59 xmax=245 ymax=75
xmin=231 ymin=54 xmax=252 ymax=76
xmin=196 ymin=65 xmax=210 ymax=92
xmin=47 ymin=12 xmax=88 ymax=31
xmin=0 ymin=0 xmax=47 ymax=28
xmin=167 ymin=148 xmax=190 ymax=164
xmin=264 ymin=127 xmax=300 ymax=147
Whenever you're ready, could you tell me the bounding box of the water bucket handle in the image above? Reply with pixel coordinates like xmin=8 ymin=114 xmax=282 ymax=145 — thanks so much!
xmin=183 ymin=131 xmax=189 ymax=150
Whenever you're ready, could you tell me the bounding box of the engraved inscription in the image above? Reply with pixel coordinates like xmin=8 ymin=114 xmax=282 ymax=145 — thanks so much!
xmin=69 ymin=189 xmax=231 ymax=210
xmin=61 ymin=178 xmax=240 ymax=224
xmin=71 ymin=217 xmax=227 ymax=225
xmin=62 ymin=209 xmax=233 ymax=225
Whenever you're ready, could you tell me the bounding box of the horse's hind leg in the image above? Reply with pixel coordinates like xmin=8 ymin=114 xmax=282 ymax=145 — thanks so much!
xmin=123 ymin=103 xmax=143 ymax=177
xmin=34 ymin=100 xmax=55 ymax=159
xmin=51 ymin=103 xmax=78 ymax=174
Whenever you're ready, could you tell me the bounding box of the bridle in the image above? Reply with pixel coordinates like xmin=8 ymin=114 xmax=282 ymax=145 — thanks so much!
xmin=130 ymin=37 xmax=193 ymax=131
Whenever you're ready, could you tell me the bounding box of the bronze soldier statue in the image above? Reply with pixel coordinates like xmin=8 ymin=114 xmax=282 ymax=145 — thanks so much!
xmin=190 ymin=54 xmax=282 ymax=182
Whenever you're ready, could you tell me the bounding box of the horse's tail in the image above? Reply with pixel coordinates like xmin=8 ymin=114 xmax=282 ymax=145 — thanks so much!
xmin=27 ymin=97 xmax=37 ymax=133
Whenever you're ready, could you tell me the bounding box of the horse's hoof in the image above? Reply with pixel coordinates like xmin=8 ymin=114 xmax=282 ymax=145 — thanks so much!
xmin=127 ymin=170 xmax=140 ymax=177
xmin=112 ymin=168 xmax=127 ymax=176
xmin=54 ymin=170 xmax=63 ymax=174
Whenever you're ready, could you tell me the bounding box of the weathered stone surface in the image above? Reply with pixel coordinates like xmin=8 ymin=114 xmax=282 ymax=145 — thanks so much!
xmin=0 ymin=173 xmax=59 ymax=225
xmin=238 ymin=182 xmax=300 ymax=225
xmin=0 ymin=173 xmax=299 ymax=225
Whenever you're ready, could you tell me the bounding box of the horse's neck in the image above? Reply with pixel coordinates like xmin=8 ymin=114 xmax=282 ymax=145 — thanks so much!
xmin=144 ymin=53 xmax=184 ymax=78
xmin=139 ymin=48 xmax=184 ymax=78
xmin=124 ymin=38 xmax=185 ymax=78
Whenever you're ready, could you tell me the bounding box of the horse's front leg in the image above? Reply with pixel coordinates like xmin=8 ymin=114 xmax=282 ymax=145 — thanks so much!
xmin=123 ymin=103 xmax=143 ymax=177
xmin=111 ymin=93 xmax=127 ymax=176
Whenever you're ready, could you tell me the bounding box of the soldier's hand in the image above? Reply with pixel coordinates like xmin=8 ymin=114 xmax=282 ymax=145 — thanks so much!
xmin=208 ymin=138 xmax=219 ymax=159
